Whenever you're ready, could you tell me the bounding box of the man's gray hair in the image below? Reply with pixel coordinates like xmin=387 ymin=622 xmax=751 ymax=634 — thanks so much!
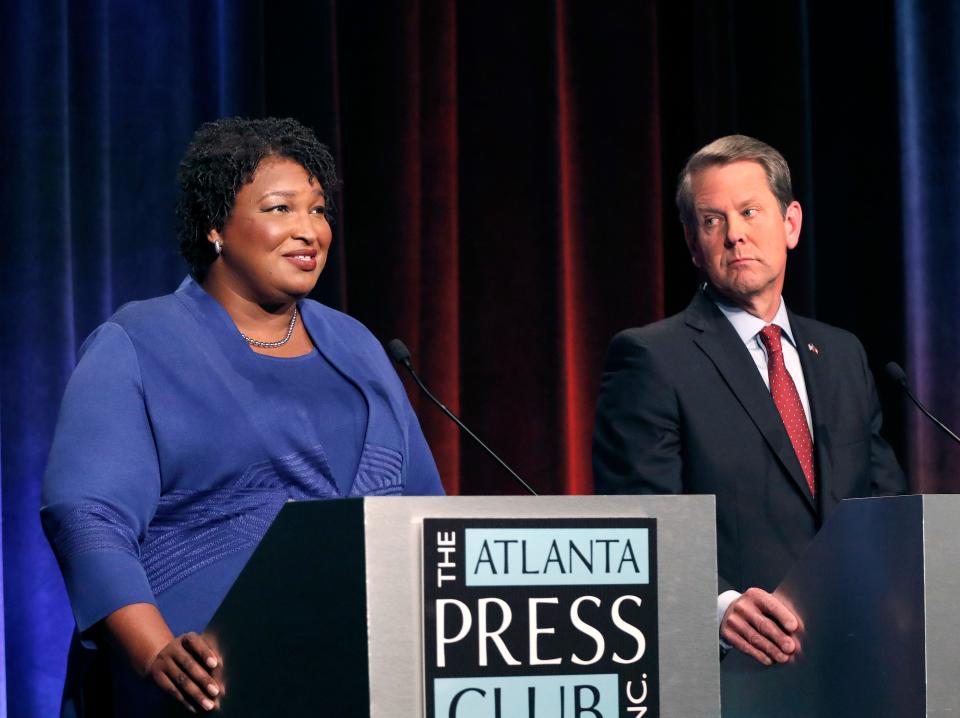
xmin=676 ymin=134 xmax=794 ymax=231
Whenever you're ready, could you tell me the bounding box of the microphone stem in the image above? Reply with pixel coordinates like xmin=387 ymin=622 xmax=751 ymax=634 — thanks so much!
xmin=402 ymin=361 xmax=539 ymax=496
xmin=900 ymin=382 xmax=960 ymax=446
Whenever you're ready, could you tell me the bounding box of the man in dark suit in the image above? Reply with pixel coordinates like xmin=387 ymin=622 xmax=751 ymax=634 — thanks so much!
xmin=592 ymin=135 xmax=906 ymax=666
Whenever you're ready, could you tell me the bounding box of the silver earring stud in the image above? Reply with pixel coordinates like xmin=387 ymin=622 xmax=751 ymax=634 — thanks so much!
xmin=214 ymin=239 xmax=223 ymax=255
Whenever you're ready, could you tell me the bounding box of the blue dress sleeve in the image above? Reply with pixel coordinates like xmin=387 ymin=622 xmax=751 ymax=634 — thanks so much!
xmin=401 ymin=392 xmax=445 ymax=497
xmin=41 ymin=322 xmax=160 ymax=636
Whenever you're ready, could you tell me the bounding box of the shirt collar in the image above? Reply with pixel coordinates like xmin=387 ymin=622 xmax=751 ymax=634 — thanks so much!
xmin=706 ymin=285 xmax=797 ymax=348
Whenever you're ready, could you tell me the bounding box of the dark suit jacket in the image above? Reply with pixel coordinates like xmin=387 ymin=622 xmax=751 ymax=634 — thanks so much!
xmin=592 ymin=288 xmax=906 ymax=594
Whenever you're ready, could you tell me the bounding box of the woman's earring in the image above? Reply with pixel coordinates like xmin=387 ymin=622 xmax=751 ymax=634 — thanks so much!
xmin=214 ymin=239 xmax=223 ymax=255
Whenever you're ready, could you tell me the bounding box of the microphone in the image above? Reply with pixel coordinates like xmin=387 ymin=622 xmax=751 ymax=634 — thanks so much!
xmin=386 ymin=339 xmax=538 ymax=495
xmin=885 ymin=362 xmax=960 ymax=446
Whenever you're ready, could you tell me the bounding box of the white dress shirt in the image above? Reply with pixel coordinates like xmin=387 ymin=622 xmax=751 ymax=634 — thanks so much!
xmin=714 ymin=296 xmax=814 ymax=436
xmin=711 ymin=294 xmax=814 ymax=639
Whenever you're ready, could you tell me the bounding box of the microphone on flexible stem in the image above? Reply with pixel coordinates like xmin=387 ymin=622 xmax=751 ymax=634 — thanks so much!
xmin=386 ymin=338 xmax=538 ymax=496
xmin=885 ymin=361 xmax=960 ymax=446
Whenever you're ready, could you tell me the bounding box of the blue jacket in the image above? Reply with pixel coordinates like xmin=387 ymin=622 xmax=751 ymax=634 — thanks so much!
xmin=42 ymin=276 xmax=443 ymax=715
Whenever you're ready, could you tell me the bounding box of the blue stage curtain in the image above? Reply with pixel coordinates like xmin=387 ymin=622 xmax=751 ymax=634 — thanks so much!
xmin=896 ymin=0 xmax=960 ymax=492
xmin=0 ymin=2 xmax=266 ymax=714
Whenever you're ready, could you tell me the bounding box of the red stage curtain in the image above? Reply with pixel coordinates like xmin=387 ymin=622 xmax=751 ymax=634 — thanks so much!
xmin=335 ymin=1 xmax=667 ymax=495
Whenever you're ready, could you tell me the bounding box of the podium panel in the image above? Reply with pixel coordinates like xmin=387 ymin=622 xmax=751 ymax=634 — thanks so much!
xmin=721 ymin=495 xmax=960 ymax=718
xmin=201 ymin=495 xmax=720 ymax=717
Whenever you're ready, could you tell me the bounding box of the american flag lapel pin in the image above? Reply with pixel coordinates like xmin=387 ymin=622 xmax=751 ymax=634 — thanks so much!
xmin=807 ymin=342 xmax=819 ymax=355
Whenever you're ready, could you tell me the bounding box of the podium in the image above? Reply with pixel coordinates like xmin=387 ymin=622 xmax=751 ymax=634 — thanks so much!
xmin=200 ymin=495 xmax=720 ymax=717
xmin=721 ymin=495 xmax=960 ymax=717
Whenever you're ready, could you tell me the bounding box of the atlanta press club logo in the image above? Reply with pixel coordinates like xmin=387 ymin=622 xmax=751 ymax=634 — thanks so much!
xmin=423 ymin=517 xmax=659 ymax=718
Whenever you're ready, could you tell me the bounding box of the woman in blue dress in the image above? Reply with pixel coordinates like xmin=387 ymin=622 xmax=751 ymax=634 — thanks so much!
xmin=41 ymin=117 xmax=445 ymax=715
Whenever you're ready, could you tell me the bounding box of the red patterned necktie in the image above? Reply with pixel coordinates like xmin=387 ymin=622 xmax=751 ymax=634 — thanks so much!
xmin=758 ymin=325 xmax=816 ymax=496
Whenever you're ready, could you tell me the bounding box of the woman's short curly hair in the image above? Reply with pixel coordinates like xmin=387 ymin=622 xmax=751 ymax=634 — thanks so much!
xmin=176 ymin=116 xmax=339 ymax=281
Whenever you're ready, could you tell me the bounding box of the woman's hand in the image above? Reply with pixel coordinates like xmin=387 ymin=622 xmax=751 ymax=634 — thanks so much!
xmin=147 ymin=632 xmax=222 ymax=713
xmin=104 ymin=603 xmax=223 ymax=713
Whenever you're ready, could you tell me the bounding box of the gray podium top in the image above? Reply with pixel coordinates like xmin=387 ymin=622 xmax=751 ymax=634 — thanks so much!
xmin=204 ymin=494 xmax=720 ymax=717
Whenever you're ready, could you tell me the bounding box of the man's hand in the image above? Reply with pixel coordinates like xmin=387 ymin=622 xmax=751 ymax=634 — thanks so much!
xmin=720 ymin=587 xmax=799 ymax=666
xmin=147 ymin=632 xmax=222 ymax=713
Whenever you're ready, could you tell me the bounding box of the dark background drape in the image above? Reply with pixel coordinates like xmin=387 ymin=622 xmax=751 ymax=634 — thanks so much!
xmin=2 ymin=0 xmax=957 ymax=713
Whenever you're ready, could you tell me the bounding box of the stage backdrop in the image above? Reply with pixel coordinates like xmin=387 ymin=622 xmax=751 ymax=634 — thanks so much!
xmin=2 ymin=0 xmax=958 ymax=716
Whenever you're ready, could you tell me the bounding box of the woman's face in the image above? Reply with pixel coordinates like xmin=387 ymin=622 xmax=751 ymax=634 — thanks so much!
xmin=207 ymin=156 xmax=331 ymax=305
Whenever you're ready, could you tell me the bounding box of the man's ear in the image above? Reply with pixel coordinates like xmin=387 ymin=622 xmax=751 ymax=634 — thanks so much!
xmin=783 ymin=201 xmax=802 ymax=250
xmin=684 ymin=224 xmax=702 ymax=269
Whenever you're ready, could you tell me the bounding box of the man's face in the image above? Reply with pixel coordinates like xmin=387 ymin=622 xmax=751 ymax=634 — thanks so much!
xmin=684 ymin=161 xmax=801 ymax=312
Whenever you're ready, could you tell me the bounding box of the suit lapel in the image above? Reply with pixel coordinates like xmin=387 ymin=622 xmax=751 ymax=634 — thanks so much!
xmin=788 ymin=313 xmax=830 ymax=510
xmin=686 ymin=291 xmax=816 ymax=512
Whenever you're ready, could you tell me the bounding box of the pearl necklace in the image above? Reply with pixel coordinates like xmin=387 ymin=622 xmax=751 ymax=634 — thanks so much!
xmin=241 ymin=307 xmax=298 ymax=348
